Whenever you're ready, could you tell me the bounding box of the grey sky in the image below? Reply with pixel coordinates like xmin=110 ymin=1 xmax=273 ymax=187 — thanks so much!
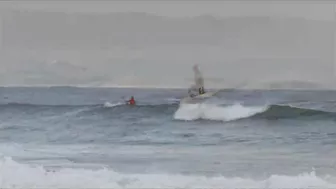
xmin=0 ymin=1 xmax=335 ymax=89
xmin=1 ymin=1 xmax=334 ymax=20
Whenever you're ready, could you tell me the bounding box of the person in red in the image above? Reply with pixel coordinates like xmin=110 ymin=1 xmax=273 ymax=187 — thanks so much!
xmin=127 ymin=96 xmax=136 ymax=105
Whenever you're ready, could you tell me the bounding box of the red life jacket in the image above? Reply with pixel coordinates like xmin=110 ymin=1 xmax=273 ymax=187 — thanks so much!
xmin=129 ymin=97 xmax=135 ymax=105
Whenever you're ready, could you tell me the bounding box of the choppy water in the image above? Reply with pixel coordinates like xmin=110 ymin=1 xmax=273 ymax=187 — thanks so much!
xmin=0 ymin=87 xmax=335 ymax=188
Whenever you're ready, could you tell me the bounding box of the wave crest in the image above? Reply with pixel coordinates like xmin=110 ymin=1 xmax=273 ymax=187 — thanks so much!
xmin=173 ymin=102 xmax=336 ymax=122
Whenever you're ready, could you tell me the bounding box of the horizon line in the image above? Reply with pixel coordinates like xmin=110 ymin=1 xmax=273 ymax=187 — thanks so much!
xmin=0 ymin=85 xmax=335 ymax=91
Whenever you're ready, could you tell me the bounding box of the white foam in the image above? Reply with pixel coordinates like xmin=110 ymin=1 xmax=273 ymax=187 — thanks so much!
xmin=103 ymin=102 xmax=123 ymax=108
xmin=166 ymin=98 xmax=180 ymax=103
xmin=174 ymin=103 xmax=268 ymax=121
xmin=0 ymin=156 xmax=334 ymax=188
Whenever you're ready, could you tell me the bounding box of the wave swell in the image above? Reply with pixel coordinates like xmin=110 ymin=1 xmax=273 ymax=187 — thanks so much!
xmin=253 ymin=104 xmax=335 ymax=120
xmin=0 ymin=102 xmax=334 ymax=121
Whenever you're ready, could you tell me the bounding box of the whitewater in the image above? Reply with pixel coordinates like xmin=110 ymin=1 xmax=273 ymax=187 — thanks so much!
xmin=0 ymin=87 xmax=336 ymax=188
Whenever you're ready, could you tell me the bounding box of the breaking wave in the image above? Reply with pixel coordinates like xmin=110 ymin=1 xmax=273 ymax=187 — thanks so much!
xmin=174 ymin=103 xmax=267 ymax=121
xmin=0 ymin=156 xmax=334 ymax=189
xmin=173 ymin=103 xmax=336 ymax=121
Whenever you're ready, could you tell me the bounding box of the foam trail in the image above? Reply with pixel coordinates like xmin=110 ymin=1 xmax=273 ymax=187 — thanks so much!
xmin=0 ymin=157 xmax=334 ymax=188
xmin=103 ymin=102 xmax=123 ymax=108
xmin=174 ymin=103 xmax=268 ymax=121
xmin=166 ymin=98 xmax=180 ymax=103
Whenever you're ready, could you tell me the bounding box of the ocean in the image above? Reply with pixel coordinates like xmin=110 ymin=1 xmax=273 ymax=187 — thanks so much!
xmin=0 ymin=86 xmax=335 ymax=188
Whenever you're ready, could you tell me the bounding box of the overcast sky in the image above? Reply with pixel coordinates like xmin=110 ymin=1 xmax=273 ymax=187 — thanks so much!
xmin=1 ymin=1 xmax=335 ymax=20
xmin=0 ymin=1 xmax=335 ymax=89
